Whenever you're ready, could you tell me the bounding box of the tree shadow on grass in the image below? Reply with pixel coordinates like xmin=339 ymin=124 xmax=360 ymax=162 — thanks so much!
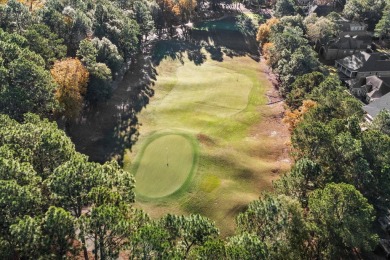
xmin=66 ymin=54 xmax=156 ymax=163
xmin=152 ymin=17 xmax=259 ymax=66
xmin=66 ymin=17 xmax=260 ymax=164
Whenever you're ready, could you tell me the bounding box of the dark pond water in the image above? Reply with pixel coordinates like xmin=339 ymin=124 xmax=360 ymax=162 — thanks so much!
xmin=65 ymin=16 xmax=259 ymax=163
xmin=195 ymin=16 xmax=240 ymax=31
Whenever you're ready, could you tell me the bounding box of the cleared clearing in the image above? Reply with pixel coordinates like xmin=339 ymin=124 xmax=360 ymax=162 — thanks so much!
xmin=124 ymin=50 xmax=290 ymax=236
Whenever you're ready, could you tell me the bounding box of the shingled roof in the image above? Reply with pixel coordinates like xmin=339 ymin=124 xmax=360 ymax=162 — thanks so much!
xmin=366 ymin=76 xmax=390 ymax=99
xmin=328 ymin=35 xmax=371 ymax=49
xmin=336 ymin=52 xmax=390 ymax=72
xmin=364 ymin=91 xmax=390 ymax=118
xmin=337 ymin=20 xmax=366 ymax=32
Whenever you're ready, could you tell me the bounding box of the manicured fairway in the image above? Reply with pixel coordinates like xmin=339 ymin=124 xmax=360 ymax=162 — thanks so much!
xmin=155 ymin=61 xmax=253 ymax=117
xmin=134 ymin=134 xmax=198 ymax=198
xmin=124 ymin=47 xmax=291 ymax=236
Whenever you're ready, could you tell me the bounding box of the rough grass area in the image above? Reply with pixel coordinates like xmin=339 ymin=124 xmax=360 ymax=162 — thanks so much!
xmin=133 ymin=133 xmax=198 ymax=199
xmin=124 ymin=51 xmax=290 ymax=236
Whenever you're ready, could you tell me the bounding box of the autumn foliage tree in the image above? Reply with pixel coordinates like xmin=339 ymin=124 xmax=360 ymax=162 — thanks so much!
xmin=304 ymin=14 xmax=338 ymax=43
xmin=177 ymin=0 xmax=197 ymax=22
xmin=283 ymin=100 xmax=317 ymax=132
xmin=256 ymin=17 xmax=279 ymax=46
xmin=51 ymin=58 xmax=89 ymax=119
xmin=262 ymin=42 xmax=274 ymax=65
xmin=156 ymin=0 xmax=178 ymax=28
xmin=0 ymin=0 xmax=44 ymax=11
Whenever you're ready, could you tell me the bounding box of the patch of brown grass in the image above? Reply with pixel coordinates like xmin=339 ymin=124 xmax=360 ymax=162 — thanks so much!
xmin=197 ymin=133 xmax=216 ymax=146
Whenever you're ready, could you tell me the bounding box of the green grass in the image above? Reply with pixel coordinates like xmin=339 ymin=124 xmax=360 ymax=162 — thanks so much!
xmin=154 ymin=61 xmax=253 ymax=118
xmin=199 ymin=175 xmax=221 ymax=193
xmin=133 ymin=132 xmax=199 ymax=199
xmin=124 ymin=50 xmax=290 ymax=236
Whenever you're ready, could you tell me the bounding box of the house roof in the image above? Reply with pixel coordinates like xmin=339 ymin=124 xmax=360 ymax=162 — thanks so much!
xmin=337 ymin=20 xmax=366 ymax=32
xmin=345 ymin=77 xmax=363 ymax=88
xmin=336 ymin=52 xmax=390 ymax=72
xmin=366 ymin=76 xmax=390 ymax=99
xmin=364 ymin=91 xmax=390 ymax=118
xmin=336 ymin=51 xmax=371 ymax=70
xmin=328 ymin=35 xmax=371 ymax=49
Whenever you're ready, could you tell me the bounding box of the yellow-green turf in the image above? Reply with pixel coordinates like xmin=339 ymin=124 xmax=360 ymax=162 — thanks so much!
xmin=153 ymin=61 xmax=253 ymax=117
xmin=133 ymin=133 xmax=198 ymax=199
xmin=124 ymin=49 xmax=290 ymax=236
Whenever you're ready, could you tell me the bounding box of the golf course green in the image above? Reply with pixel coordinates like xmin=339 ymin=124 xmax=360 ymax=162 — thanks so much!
xmin=134 ymin=133 xmax=198 ymax=198
xmin=124 ymin=42 xmax=290 ymax=236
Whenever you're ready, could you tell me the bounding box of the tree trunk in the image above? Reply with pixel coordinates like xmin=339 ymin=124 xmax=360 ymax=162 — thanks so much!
xmin=80 ymin=236 xmax=89 ymax=260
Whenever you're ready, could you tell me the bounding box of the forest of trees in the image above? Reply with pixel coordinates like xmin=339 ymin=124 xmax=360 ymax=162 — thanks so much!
xmin=0 ymin=0 xmax=390 ymax=258
xmin=258 ymin=1 xmax=390 ymax=258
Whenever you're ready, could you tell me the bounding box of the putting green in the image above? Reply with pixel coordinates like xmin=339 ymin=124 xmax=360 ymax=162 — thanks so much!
xmin=134 ymin=134 xmax=198 ymax=198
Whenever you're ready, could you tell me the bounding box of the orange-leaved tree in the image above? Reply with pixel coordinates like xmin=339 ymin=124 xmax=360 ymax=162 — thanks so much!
xmin=262 ymin=42 xmax=274 ymax=65
xmin=178 ymin=0 xmax=197 ymax=21
xmin=283 ymin=100 xmax=317 ymax=132
xmin=51 ymin=58 xmax=89 ymax=119
xmin=256 ymin=17 xmax=279 ymax=46
xmin=0 ymin=0 xmax=45 ymax=11
xmin=156 ymin=0 xmax=178 ymax=27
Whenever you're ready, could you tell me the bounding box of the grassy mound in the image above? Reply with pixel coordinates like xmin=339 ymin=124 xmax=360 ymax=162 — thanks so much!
xmin=133 ymin=133 xmax=198 ymax=199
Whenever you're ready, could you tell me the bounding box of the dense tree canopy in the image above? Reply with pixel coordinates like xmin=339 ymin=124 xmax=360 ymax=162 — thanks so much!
xmin=0 ymin=0 xmax=32 ymax=33
xmin=0 ymin=114 xmax=138 ymax=258
xmin=0 ymin=28 xmax=58 ymax=120
xmin=237 ymin=194 xmax=308 ymax=259
xmin=343 ymin=0 xmax=385 ymax=28
xmin=22 ymin=24 xmax=67 ymax=69
xmin=308 ymin=183 xmax=377 ymax=259
xmin=0 ymin=0 xmax=154 ymax=118
xmin=0 ymin=0 xmax=388 ymax=258
xmin=286 ymin=72 xmax=326 ymax=109
xmin=375 ymin=0 xmax=390 ymax=39
xmin=273 ymin=0 xmax=298 ymax=18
